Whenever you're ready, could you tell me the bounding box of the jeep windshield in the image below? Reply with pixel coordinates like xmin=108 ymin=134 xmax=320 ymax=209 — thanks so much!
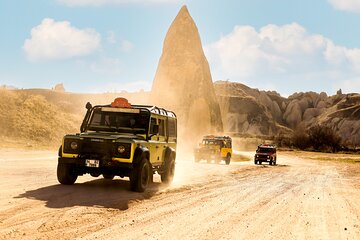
xmin=86 ymin=107 xmax=149 ymax=134
xmin=202 ymin=140 xmax=222 ymax=146
xmin=257 ymin=147 xmax=275 ymax=153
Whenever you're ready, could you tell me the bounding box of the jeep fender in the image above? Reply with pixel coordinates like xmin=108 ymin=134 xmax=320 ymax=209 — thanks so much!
xmin=133 ymin=145 xmax=150 ymax=166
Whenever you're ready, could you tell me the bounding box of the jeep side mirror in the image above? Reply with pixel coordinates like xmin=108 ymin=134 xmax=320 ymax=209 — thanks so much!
xmin=81 ymin=102 xmax=93 ymax=132
xmin=86 ymin=102 xmax=92 ymax=110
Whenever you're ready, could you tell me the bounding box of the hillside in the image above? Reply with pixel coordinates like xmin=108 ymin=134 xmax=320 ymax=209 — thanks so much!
xmin=0 ymin=82 xmax=359 ymax=149
xmin=0 ymin=89 xmax=149 ymax=149
xmin=214 ymin=81 xmax=360 ymax=146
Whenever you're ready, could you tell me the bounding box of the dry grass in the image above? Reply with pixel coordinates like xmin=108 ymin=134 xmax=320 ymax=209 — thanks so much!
xmin=0 ymin=89 xmax=151 ymax=150
xmin=282 ymin=150 xmax=360 ymax=163
xmin=0 ymin=89 xmax=82 ymax=149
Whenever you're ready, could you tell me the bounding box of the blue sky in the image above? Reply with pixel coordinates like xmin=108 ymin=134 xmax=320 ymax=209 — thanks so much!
xmin=0 ymin=0 xmax=360 ymax=96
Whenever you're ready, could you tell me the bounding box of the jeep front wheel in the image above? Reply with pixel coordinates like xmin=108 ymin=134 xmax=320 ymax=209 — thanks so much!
xmin=57 ymin=163 xmax=77 ymax=185
xmin=103 ymin=174 xmax=115 ymax=180
xmin=225 ymin=154 xmax=231 ymax=165
xmin=130 ymin=157 xmax=150 ymax=192
xmin=161 ymin=157 xmax=175 ymax=184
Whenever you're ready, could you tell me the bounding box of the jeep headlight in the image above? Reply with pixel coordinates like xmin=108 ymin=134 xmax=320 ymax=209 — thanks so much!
xmin=267 ymin=155 xmax=270 ymax=159
xmin=63 ymin=138 xmax=80 ymax=154
xmin=70 ymin=141 xmax=78 ymax=150
xmin=118 ymin=145 xmax=126 ymax=154
xmin=114 ymin=143 xmax=131 ymax=158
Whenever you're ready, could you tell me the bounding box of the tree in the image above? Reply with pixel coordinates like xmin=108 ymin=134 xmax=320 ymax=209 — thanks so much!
xmin=307 ymin=125 xmax=341 ymax=152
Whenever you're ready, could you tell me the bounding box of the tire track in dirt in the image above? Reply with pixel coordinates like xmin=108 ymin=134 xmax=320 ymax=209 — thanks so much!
xmin=1 ymin=151 xmax=360 ymax=239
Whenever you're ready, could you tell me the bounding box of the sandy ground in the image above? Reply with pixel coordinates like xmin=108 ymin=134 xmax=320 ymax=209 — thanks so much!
xmin=0 ymin=149 xmax=359 ymax=240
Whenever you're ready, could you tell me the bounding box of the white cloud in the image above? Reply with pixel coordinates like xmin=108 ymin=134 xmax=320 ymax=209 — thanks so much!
xmin=106 ymin=31 xmax=134 ymax=52
xmin=107 ymin=31 xmax=117 ymax=44
xmin=23 ymin=18 xmax=101 ymax=61
xmin=57 ymin=0 xmax=180 ymax=6
xmin=119 ymin=39 xmax=134 ymax=52
xmin=328 ymin=0 xmax=360 ymax=13
xmin=205 ymin=22 xmax=360 ymax=95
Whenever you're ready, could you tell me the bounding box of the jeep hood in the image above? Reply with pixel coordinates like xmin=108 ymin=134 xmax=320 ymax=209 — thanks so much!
xmin=255 ymin=153 xmax=273 ymax=156
xmin=78 ymin=132 xmax=145 ymax=141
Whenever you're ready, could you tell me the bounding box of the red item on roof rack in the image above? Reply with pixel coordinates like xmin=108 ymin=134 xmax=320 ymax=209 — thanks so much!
xmin=111 ymin=98 xmax=132 ymax=108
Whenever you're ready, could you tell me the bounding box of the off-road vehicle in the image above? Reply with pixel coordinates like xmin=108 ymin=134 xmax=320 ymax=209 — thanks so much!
xmin=254 ymin=144 xmax=277 ymax=165
xmin=194 ymin=135 xmax=232 ymax=165
xmin=57 ymin=97 xmax=177 ymax=192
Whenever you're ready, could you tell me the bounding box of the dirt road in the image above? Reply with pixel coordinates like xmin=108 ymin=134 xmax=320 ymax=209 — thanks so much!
xmin=0 ymin=149 xmax=359 ymax=239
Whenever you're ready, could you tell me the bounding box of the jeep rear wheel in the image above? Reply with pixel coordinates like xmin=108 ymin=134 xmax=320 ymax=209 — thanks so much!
xmin=130 ymin=157 xmax=150 ymax=192
xmin=161 ymin=156 xmax=175 ymax=184
xmin=57 ymin=163 xmax=77 ymax=185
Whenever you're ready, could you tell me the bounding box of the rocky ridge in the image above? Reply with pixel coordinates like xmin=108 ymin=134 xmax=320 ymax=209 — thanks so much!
xmin=214 ymin=80 xmax=360 ymax=146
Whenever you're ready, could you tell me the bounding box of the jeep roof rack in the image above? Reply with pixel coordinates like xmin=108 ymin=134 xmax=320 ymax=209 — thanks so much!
xmin=90 ymin=103 xmax=176 ymax=118
xmin=132 ymin=105 xmax=176 ymax=118
xmin=259 ymin=144 xmax=276 ymax=148
xmin=203 ymin=135 xmax=231 ymax=140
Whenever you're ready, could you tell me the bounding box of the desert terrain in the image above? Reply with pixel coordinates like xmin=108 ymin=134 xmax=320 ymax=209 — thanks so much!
xmin=0 ymin=149 xmax=359 ymax=239
xmin=1 ymin=4 xmax=359 ymax=240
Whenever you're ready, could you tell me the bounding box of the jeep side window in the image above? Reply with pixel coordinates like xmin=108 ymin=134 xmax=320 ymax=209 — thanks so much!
xmin=158 ymin=119 xmax=165 ymax=136
xmin=168 ymin=118 xmax=176 ymax=137
xmin=150 ymin=118 xmax=157 ymax=134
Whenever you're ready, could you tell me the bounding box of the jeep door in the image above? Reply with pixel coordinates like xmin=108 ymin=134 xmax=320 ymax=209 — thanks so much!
xmin=157 ymin=117 xmax=168 ymax=163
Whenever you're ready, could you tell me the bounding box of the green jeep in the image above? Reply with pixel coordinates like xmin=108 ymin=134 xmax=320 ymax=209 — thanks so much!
xmin=57 ymin=98 xmax=177 ymax=192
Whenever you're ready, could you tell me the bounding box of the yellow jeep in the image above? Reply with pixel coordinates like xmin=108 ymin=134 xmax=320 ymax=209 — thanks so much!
xmin=194 ymin=135 xmax=232 ymax=165
xmin=57 ymin=98 xmax=177 ymax=192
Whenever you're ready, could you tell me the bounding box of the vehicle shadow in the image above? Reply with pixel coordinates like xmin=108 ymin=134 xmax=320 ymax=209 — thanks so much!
xmin=15 ymin=179 xmax=163 ymax=210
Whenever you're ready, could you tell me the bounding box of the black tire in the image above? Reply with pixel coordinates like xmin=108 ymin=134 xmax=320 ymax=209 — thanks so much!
xmin=258 ymin=161 xmax=262 ymax=165
xmin=161 ymin=156 xmax=175 ymax=184
xmin=90 ymin=173 xmax=100 ymax=177
xmin=103 ymin=174 xmax=115 ymax=180
xmin=57 ymin=163 xmax=77 ymax=185
xmin=58 ymin=146 xmax=62 ymax=157
xmin=130 ymin=157 xmax=150 ymax=192
xmin=225 ymin=154 xmax=231 ymax=165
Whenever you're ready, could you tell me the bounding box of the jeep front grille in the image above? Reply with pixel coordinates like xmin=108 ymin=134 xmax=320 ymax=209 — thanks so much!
xmin=81 ymin=140 xmax=111 ymax=156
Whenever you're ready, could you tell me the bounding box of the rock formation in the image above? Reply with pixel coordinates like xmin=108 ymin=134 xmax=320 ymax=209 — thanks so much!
xmin=214 ymin=80 xmax=360 ymax=146
xmin=151 ymin=5 xmax=223 ymax=141
xmin=53 ymin=83 xmax=65 ymax=92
